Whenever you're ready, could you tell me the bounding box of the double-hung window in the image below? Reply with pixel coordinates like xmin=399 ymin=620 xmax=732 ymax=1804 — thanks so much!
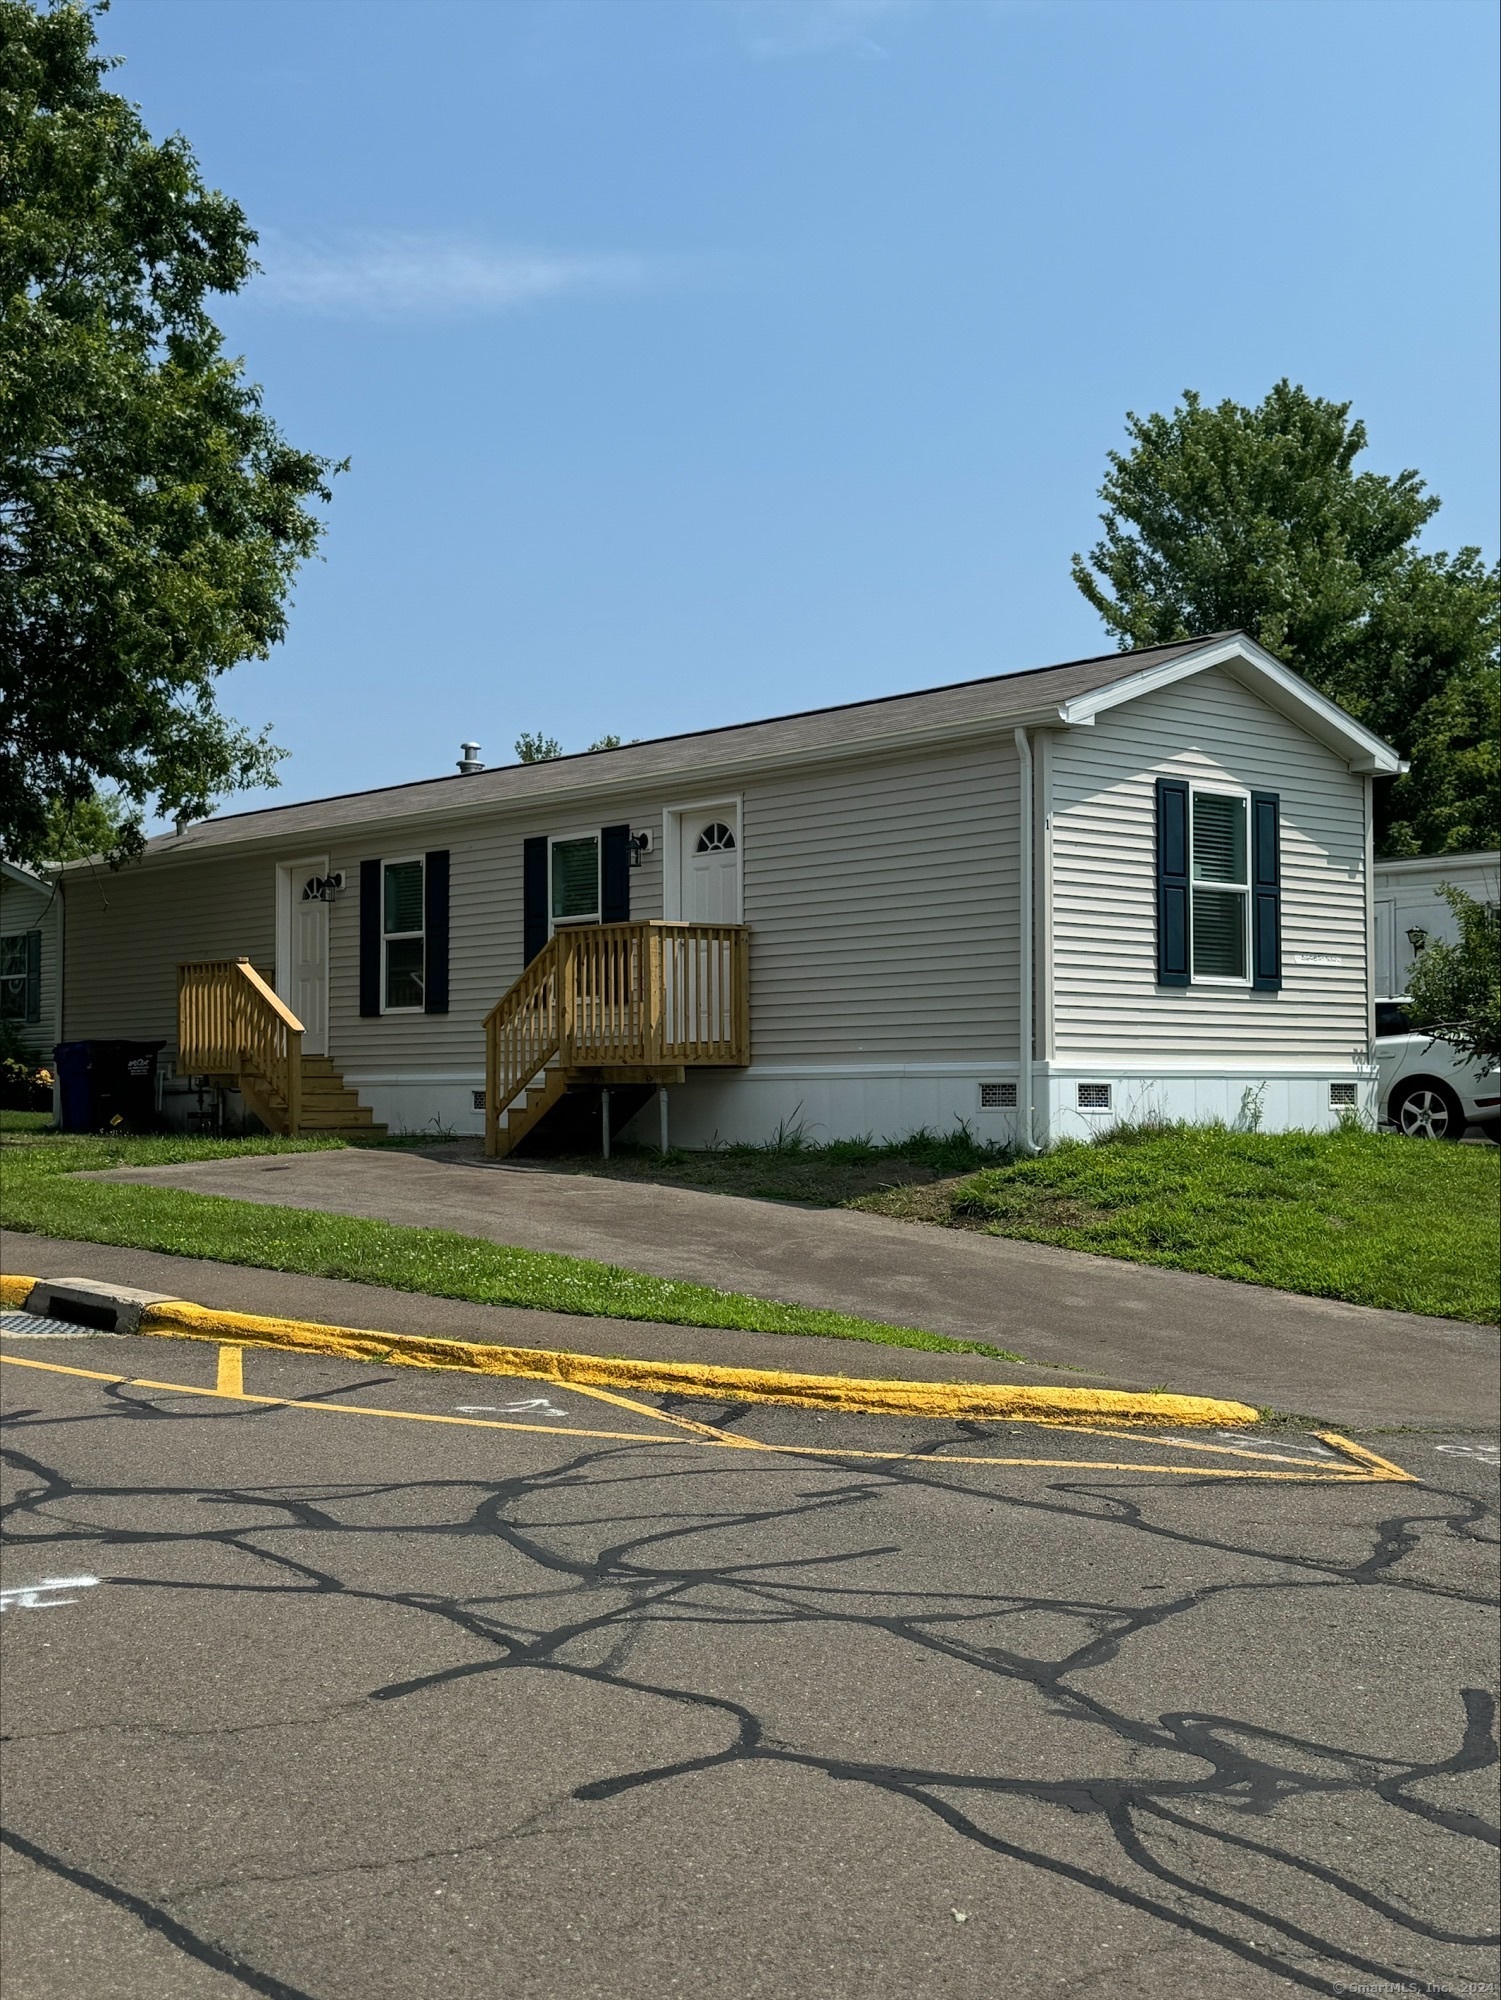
xmin=550 ymin=834 xmax=600 ymax=928
xmin=382 ymin=858 xmax=425 ymax=1010
xmin=0 ymin=934 xmax=29 ymax=1020
xmin=1189 ymin=789 xmax=1250 ymax=982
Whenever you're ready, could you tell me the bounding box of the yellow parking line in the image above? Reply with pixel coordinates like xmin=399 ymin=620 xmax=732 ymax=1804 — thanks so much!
xmin=0 ymin=1351 xmax=1416 ymax=1482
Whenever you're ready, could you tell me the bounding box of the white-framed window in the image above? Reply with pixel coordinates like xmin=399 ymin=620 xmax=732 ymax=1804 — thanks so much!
xmin=0 ymin=933 xmax=29 ymax=1020
xmin=382 ymin=857 xmax=425 ymax=1011
xmin=1190 ymin=787 xmax=1250 ymax=984
xmin=549 ymin=832 xmax=600 ymax=928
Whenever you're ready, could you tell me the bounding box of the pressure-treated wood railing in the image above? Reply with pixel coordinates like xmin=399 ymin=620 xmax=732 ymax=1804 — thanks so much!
xmin=483 ymin=922 xmax=749 ymax=1156
xmin=178 ymin=958 xmax=303 ymax=1134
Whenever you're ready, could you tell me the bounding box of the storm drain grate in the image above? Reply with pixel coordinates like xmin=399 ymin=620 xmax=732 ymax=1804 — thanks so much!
xmin=0 ymin=1310 xmax=111 ymax=1339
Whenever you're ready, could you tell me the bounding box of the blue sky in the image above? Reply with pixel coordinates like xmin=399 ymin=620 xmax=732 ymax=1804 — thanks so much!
xmin=99 ymin=0 xmax=1499 ymax=813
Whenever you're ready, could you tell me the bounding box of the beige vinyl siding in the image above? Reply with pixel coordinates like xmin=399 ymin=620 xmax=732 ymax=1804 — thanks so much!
xmin=1049 ymin=668 xmax=1367 ymax=1059
xmin=742 ymin=737 xmax=1019 ymax=1061
xmin=325 ymin=798 xmax=670 ymax=1073
xmin=61 ymin=853 xmax=276 ymax=1060
xmin=55 ymin=739 xmax=1021 ymax=1077
xmin=0 ymin=871 xmax=61 ymax=1056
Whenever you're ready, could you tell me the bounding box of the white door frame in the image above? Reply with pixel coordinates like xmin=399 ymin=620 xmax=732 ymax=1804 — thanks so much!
xmin=275 ymin=854 xmax=330 ymax=1055
xmin=662 ymin=796 xmax=743 ymax=921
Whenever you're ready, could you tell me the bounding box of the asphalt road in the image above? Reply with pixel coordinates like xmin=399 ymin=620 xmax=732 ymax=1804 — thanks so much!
xmin=2 ymin=1326 xmax=1498 ymax=2000
xmin=91 ymin=1146 xmax=1499 ymax=1429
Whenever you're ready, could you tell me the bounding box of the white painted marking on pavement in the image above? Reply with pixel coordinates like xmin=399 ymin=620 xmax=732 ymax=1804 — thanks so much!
xmin=1433 ymin=1443 xmax=1500 ymax=1466
xmin=0 ymin=1575 xmax=103 ymax=1612
xmin=455 ymin=1398 xmax=571 ymax=1419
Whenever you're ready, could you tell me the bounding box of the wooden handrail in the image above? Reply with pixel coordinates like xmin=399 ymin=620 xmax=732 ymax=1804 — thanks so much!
xmin=484 ymin=923 xmax=749 ymax=1155
xmin=178 ymin=957 xmax=304 ymax=1135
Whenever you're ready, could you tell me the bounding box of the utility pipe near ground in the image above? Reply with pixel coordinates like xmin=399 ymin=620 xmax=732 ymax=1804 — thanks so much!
xmin=1014 ymin=727 xmax=1041 ymax=1153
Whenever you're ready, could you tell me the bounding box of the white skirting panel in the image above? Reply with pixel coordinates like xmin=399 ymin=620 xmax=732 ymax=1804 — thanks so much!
xmin=338 ymin=1072 xmax=487 ymax=1140
xmin=625 ymin=1060 xmax=1378 ymax=1150
xmin=299 ymin=1060 xmax=1378 ymax=1151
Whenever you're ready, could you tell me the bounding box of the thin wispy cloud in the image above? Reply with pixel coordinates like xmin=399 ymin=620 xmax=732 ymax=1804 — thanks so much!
xmin=251 ymin=233 xmax=652 ymax=318
xmin=728 ymin=0 xmax=924 ymax=61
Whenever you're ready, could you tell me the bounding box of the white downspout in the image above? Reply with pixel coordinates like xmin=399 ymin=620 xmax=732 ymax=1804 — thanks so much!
xmin=1014 ymin=727 xmax=1041 ymax=1153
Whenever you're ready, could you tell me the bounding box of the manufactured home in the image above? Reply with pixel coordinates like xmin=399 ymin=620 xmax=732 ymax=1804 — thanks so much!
xmin=1372 ymin=849 xmax=1500 ymax=1001
xmin=50 ymin=633 xmax=1404 ymax=1149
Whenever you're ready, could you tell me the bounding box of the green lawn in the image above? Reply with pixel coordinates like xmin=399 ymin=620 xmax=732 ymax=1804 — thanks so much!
xmin=0 ymin=1132 xmax=1026 ymax=1364
xmin=924 ymin=1124 xmax=1499 ymax=1324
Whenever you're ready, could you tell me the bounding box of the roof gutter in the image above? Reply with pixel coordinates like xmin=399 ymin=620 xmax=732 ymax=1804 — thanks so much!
xmin=1014 ymin=727 xmax=1041 ymax=1154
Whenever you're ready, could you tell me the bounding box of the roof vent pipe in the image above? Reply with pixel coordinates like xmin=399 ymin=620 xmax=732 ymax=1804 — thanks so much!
xmin=457 ymin=742 xmax=484 ymax=775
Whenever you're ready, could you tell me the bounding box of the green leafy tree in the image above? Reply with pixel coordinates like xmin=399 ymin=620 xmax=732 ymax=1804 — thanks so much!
xmin=1071 ymin=381 xmax=1499 ymax=856
xmin=36 ymin=785 xmax=127 ymax=860
xmin=514 ymin=731 xmax=563 ymax=764
xmin=1405 ymin=886 xmax=1501 ymax=1074
xmin=587 ymin=733 xmax=622 ymax=752
xmin=0 ymin=1 xmax=340 ymax=867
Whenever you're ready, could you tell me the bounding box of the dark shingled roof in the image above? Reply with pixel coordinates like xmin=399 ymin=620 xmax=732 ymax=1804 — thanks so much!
xmin=122 ymin=634 xmax=1229 ymax=862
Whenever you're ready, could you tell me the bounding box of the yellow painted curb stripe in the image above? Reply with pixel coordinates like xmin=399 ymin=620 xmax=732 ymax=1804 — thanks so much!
xmin=136 ymin=1295 xmax=1260 ymax=1427
xmin=0 ymin=1353 xmax=1415 ymax=1481
xmin=0 ymin=1273 xmax=1258 ymax=1425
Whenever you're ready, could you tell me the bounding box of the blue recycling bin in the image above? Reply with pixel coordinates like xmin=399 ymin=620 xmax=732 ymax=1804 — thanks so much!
xmin=53 ymin=1042 xmax=95 ymax=1132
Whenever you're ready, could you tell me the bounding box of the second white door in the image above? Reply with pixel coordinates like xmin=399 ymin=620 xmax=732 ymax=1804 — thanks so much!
xmin=678 ymin=808 xmax=740 ymax=923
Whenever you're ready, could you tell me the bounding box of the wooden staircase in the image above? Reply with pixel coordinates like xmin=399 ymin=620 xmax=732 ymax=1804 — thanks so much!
xmin=178 ymin=958 xmax=386 ymax=1139
xmin=484 ymin=921 xmax=749 ymax=1160
xmin=491 ymin=1059 xmax=569 ymax=1157
xmin=240 ymin=1053 xmax=387 ymax=1140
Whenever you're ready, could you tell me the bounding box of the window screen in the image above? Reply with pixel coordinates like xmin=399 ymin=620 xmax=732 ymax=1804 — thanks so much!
xmin=1191 ymin=792 xmax=1249 ymax=980
xmin=551 ymin=836 xmax=600 ymax=921
xmin=383 ymin=859 xmax=425 ymax=1009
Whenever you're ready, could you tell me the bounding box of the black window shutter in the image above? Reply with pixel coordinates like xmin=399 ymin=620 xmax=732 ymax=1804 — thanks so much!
xmin=424 ymin=850 xmax=450 ymax=1014
xmin=1250 ymin=791 xmax=1282 ymax=992
xmin=1155 ymin=778 xmax=1191 ymax=986
xmin=523 ymin=837 xmax=548 ymax=965
xmin=359 ymin=859 xmax=382 ymax=1016
xmin=24 ymin=929 xmax=41 ymax=1024
xmin=601 ymin=824 xmax=631 ymax=926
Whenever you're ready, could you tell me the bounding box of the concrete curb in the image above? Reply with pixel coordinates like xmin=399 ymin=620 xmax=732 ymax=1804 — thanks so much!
xmin=0 ymin=1273 xmax=1260 ymax=1426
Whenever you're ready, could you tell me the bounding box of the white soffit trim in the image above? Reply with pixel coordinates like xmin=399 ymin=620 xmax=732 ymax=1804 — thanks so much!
xmin=1052 ymin=637 xmax=1404 ymax=774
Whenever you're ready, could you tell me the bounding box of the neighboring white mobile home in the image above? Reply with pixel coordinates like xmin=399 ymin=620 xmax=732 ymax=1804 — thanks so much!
xmin=1372 ymin=850 xmax=1500 ymax=1000
xmin=51 ymin=633 xmax=1404 ymax=1147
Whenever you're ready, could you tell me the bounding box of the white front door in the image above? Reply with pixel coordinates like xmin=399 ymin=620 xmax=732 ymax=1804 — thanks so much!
xmin=678 ymin=808 xmax=740 ymax=923
xmin=277 ymin=859 xmax=330 ymax=1056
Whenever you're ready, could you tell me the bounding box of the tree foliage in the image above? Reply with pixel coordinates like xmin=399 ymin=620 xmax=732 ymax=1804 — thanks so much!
xmin=1405 ymin=885 xmax=1501 ymax=1075
xmin=0 ymin=0 xmax=340 ymax=866
xmin=36 ymin=783 xmax=126 ymax=860
xmin=514 ymin=731 xmax=563 ymax=764
xmin=1072 ymin=382 xmax=1499 ymax=857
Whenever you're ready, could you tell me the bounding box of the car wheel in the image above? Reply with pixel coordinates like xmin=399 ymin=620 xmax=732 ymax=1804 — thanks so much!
xmin=1389 ymin=1079 xmax=1466 ymax=1141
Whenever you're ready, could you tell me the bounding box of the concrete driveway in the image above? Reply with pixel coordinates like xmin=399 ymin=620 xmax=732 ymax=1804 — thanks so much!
xmin=88 ymin=1147 xmax=1498 ymax=1430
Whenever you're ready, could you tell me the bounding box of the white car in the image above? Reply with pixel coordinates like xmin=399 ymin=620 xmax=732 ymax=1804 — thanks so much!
xmin=1374 ymin=1000 xmax=1501 ymax=1141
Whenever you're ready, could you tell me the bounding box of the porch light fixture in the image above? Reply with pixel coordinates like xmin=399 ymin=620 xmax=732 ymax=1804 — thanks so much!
xmin=302 ymin=872 xmax=345 ymax=904
xmin=629 ymin=831 xmax=652 ymax=868
xmin=1406 ymin=927 xmax=1429 ymax=954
